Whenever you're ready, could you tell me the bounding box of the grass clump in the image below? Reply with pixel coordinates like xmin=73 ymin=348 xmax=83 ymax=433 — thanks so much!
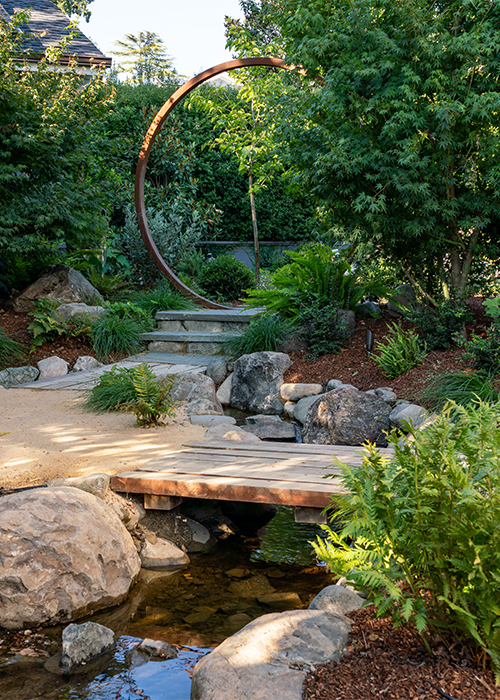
xmin=90 ymin=315 xmax=145 ymax=362
xmin=84 ymin=363 xmax=176 ymax=427
xmin=420 ymin=370 xmax=499 ymax=411
xmin=224 ymin=314 xmax=294 ymax=357
xmin=372 ymin=323 xmax=426 ymax=378
xmin=126 ymin=283 xmax=196 ymax=314
xmin=0 ymin=328 xmax=24 ymax=369
xmin=312 ymin=400 xmax=500 ymax=681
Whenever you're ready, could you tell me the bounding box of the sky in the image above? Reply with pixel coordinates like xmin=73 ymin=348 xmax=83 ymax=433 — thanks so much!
xmin=80 ymin=0 xmax=244 ymax=78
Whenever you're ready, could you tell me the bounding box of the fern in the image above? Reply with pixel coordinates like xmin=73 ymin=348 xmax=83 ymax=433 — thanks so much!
xmin=372 ymin=323 xmax=427 ymax=378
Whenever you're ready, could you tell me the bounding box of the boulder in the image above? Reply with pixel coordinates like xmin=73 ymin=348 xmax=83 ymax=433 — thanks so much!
xmin=0 ymin=365 xmax=39 ymax=389
xmin=191 ymin=609 xmax=351 ymax=700
xmin=204 ymin=425 xmax=261 ymax=442
xmin=240 ymin=420 xmax=296 ymax=441
xmin=293 ymin=394 xmax=325 ymax=425
xmin=280 ymin=383 xmax=323 ymax=402
xmin=137 ymin=638 xmax=178 ymax=659
xmin=374 ymin=387 xmax=397 ymax=402
xmin=0 ymin=487 xmax=141 ymax=629
xmin=388 ymin=283 xmax=418 ymax=317
xmin=389 ymin=403 xmax=429 ymax=431
xmin=308 ymin=585 xmax=363 ymax=616
xmin=216 ymin=373 xmax=233 ymax=406
xmin=190 ymin=415 xmax=236 ymax=427
xmin=105 ymin=491 xmax=144 ymax=531
xmin=172 ymin=374 xmax=223 ymax=415
xmin=204 ymin=357 xmax=227 ymax=386
xmin=283 ymin=401 xmax=295 ymax=418
xmin=60 ymin=622 xmax=115 ymax=673
xmin=355 ymin=301 xmax=381 ymax=318
xmin=48 ymin=473 xmax=110 ymax=499
xmin=230 ymin=352 xmax=291 ymax=415
xmin=245 ymin=413 xmax=282 ymax=423
xmin=57 ymin=303 xmax=106 ymax=321
xmin=72 ymin=356 xmax=103 ymax=372
xmin=336 ymin=309 xmax=356 ymax=337
xmin=140 ymin=537 xmax=190 ymax=569
xmin=12 ymin=265 xmax=101 ymax=313
xmin=37 ymin=356 xmax=69 ymax=380
xmin=326 ymin=379 xmax=344 ymax=391
xmin=303 ymin=387 xmax=391 ymax=447
xmin=277 ymin=331 xmax=308 ymax=354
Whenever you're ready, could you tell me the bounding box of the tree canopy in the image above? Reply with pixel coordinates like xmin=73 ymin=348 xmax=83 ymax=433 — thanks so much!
xmin=54 ymin=0 xmax=94 ymax=21
xmin=111 ymin=31 xmax=178 ymax=86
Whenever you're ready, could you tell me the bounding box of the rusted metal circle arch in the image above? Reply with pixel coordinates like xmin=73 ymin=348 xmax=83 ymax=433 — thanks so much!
xmin=135 ymin=57 xmax=286 ymax=310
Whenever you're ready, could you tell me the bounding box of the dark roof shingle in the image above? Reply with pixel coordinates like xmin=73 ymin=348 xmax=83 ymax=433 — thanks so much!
xmin=0 ymin=0 xmax=111 ymax=67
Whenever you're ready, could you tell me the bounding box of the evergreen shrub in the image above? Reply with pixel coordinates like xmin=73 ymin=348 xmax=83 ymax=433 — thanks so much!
xmin=198 ymin=255 xmax=254 ymax=301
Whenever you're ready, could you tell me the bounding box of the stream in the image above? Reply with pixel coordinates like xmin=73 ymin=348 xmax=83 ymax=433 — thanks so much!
xmin=0 ymin=507 xmax=333 ymax=700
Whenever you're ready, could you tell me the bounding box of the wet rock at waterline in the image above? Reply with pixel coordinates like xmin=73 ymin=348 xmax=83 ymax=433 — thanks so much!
xmin=308 ymin=584 xmax=363 ymax=616
xmin=137 ymin=638 xmax=178 ymax=660
xmin=303 ymin=387 xmax=391 ymax=447
xmin=60 ymin=622 xmax=115 ymax=673
xmin=140 ymin=510 xmax=218 ymax=553
xmin=0 ymin=365 xmax=39 ymax=389
xmin=227 ymin=573 xmax=275 ymax=598
xmin=140 ymin=537 xmax=190 ymax=569
xmin=48 ymin=473 xmax=110 ymax=500
xmin=0 ymin=487 xmax=140 ymax=629
xmin=230 ymin=352 xmax=291 ymax=415
xmin=191 ymin=609 xmax=351 ymax=700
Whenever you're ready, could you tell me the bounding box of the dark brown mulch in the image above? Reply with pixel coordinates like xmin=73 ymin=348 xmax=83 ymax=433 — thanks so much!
xmin=303 ymin=607 xmax=499 ymax=700
xmin=284 ymin=300 xmax=489 ymax=404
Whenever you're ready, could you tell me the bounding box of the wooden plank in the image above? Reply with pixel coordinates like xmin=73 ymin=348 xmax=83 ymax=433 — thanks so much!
xmin=139 ymin=451 xmax=345 ymax=471
xmin=187 ymin=440 xmax=394 ymax=457
xmin=110 ymin=471 xmax=343 ymax=507
xmin=183 ymin=446 xmax=367 ymax=465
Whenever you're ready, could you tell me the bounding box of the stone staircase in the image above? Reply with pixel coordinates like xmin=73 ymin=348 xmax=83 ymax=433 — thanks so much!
xmin=140 ymin=308 xmax=260 ymax=357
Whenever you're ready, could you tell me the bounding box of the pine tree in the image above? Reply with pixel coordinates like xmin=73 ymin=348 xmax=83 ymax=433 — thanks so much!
xmin=111 ymin=31 xmax=177 ymax=86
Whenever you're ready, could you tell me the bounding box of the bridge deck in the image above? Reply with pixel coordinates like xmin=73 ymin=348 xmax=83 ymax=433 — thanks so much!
xmin=110 ymin=440 xmax=394 ymax=509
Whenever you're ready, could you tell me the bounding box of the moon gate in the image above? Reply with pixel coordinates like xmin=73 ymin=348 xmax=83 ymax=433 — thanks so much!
xmin=135 ymin=57 xmax=287 ymax=310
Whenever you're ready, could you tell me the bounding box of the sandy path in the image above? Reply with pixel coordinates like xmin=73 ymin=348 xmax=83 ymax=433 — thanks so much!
xmin=0 ymin=387 xmax=206 ymax=490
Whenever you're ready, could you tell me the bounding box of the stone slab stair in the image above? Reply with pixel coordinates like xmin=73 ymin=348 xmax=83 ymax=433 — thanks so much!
xmin=140 ymin=308 xmax=261 ymax=356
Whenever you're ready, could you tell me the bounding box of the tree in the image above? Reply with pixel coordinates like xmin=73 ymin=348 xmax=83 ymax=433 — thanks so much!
xmin=111 ymin=32 xmax=178 ymax=86
xmin=269 ymin=0 xmax=500 ymax=300
xmin=0 ymin=11 xmax=119 ymax=290
xmin=54 ymin=0 xmax=94 ymax=21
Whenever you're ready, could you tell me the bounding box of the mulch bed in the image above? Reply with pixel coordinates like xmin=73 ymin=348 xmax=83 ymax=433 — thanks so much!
xmin=303 ymin=607 xmax=499 ymax=700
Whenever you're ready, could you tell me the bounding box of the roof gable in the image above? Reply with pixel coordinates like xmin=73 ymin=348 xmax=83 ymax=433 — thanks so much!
xmin=1 ymin=0 xmax=111 ymax=67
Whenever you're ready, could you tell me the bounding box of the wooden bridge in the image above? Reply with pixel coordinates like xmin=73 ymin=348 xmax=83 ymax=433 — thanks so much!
xmin=110 ymin=440 xmax=394 ymax=522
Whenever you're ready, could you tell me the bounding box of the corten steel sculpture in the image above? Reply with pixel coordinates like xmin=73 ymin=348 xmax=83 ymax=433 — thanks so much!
xmin=135 ymin=57 xmax=286 ymax=310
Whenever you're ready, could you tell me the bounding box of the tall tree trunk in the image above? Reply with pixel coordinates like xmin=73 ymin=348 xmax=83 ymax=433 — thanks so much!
xmin=249 ymin=171 xmax=259 ymax=285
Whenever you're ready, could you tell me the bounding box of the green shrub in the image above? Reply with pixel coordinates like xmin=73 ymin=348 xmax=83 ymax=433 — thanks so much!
xmin=198 ymin=255 xmax=254 ymax=302
xmin=246 ymin=243 xmax=389 ymax=320
xmin=176 ymin=248 xmax=206 ymax=279
xmin=372 ymin=323 xmax=427 ymax=378
xmin=224 ymin=314 xmax=295 ymax=357
xmin=420 ymin=370 xmax=500 ymax=410
xmin=0 ymin=328 xmax=24 ymax=370
xmin=126 ymin=283 xmax=196 ymax=314
xmin=462 ymin=298 xmax=500 ymax=376
xmin=90 ymin=314 xmax=145 ymax=362
xmin=312 ymin=400 xmax=500 ymax=680
xmin=298 ymin=302 xmax=349 ymax=359
xmin=407 ymin=298 xmax=472 ymax=350
xmin=27 ymin=297 xmax=68 ymax=350
xmin=84 ymin=363 xmax=176 ymax=427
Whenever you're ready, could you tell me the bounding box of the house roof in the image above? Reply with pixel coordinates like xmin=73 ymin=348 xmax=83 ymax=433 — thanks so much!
xmin=0 ymin=0 xmax=112 ymax=68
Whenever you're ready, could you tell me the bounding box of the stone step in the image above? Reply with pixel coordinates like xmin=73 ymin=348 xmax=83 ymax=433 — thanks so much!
xmin=140 ymin=331 xmax=239 ymax=357
xmin=155 ymin=308 xmax=261 ymax=334
xmin=127 ymin=351 xmax=229 ymax=384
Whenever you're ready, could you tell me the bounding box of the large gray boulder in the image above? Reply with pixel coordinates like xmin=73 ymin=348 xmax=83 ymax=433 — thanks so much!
xmin=0 ymin=365 xmax=39 ymax=389
xmin=230 ymin=352 xmax=291 ymax=414
xmin=13 ymin=265 xmax=101 ymax=312
xmin=171 ymin=373 xmax=223 ymax=415
xmin=303 ymin=387 xmax=391 ymax=447
xmin=191 ymin=609 xmax=351 ymax=700
xmin=0 ymin=486 xmax=141 ymax=629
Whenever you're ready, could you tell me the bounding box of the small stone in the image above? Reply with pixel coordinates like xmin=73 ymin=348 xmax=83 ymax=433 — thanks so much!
xmin=257 ymin=592 xmax=302 ymax=610
xmin=240 ymin=420 xmax=296 ymax=441
xmin=204 ymin=425 xmax=261 ymax=442
xmin=137 ymin=638 xmax=178 ymax=659
xmin=0 ymin=366 xmax=39 ymax=389
xmin=140 ymin=537 xmax=190 ymax=569
xmin=228 ymin=573 xmax=275 ymax=598
xmin=225 ymin=568 xmax=250 ymax=579
xmin=326 ymin=379 xmax=344 ymax=391
xmin=190 ymin=415 xmax=236 ymax=427
xmin=183 ymin=606 xmax=217 ymax=625
xmin=389 ymin=403 xmax=429 ymax=431
xmin=216 ymin=373 xmax=233 ymax=406
xmin=245 ymin=414 xmax=282 ymax=424
xmin=283 ymin=401 xmax=295 ymax=418
xmin=219 ymin=613 xmax=253 ymax=635
xmin=72 ymin=356 xmax=103 ymax=372
xmin=279 ymin=383 xmax=323 ymax=402
xmin=293 ymin=394 xmax=325 ymax=425
xmin=60 ymin=622 xmax=115 ymax=673
xmin=375 ymin=388 xmax=397 ymax=402
xmin=37 ymin=356 xmax=69 ymax=380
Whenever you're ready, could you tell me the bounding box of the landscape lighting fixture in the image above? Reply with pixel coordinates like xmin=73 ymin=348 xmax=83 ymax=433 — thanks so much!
xmin=365 ymin=330 xmax=374 ymax=358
